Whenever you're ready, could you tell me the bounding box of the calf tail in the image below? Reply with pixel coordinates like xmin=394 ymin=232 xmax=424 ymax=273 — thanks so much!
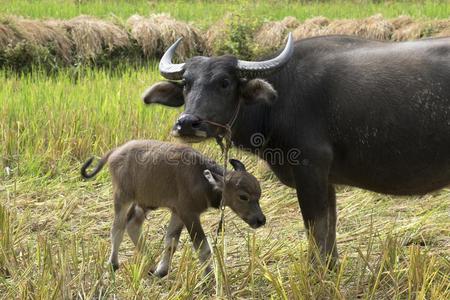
xmin=81 ymin=150 xmax=114 ymax=179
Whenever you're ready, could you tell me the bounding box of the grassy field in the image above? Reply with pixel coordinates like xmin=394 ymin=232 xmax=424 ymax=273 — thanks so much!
xmin=0 ymin=0 xmax=449 ymax=27
xmin=1 ymin=65 xmax=450 ymax=299
xmin=1 ymin=1 xmax=450 ymax=299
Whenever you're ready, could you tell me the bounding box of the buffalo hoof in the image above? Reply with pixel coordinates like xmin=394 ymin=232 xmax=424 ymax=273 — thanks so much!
xmin=149 ymin=267 xmax=168 ymax=278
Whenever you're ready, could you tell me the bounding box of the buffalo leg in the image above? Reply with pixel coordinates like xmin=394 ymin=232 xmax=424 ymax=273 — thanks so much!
xmin=109 ymin=192 xmax=131 ymax=271
xmin=152 ymin=212 xmax=184 ymax=278
xmin=181 ymin=214 xmax=212 ymax=276
xmin=293 ymin=164 xmax=338 ymax=266
xmin=126 ymin=204 xmax=146 ymax=247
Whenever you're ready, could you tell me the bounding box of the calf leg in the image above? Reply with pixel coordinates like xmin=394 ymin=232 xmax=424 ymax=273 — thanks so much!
xmin=152 ymin=212 xmax=184 ymax=278
xmin=109 ymin=191 xmax=131 ymax=271
xmin=126 ymin=204 xmax=146 ymax=247
xmin=181 ymin=214 xmax=212 ymax=276
xmin=293 ymin=163 xmax=338 ymax=266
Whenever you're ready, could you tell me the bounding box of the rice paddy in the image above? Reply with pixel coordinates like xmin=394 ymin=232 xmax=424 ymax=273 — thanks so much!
xmin=1 ymin=1 xmax=450 ymax=299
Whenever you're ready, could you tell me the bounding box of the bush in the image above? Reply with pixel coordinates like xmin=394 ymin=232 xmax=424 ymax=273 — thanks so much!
xmin=206 ymin=13 xmax=261 ymax=59
xmin=2 ymin=40 xmax=57 ymax=72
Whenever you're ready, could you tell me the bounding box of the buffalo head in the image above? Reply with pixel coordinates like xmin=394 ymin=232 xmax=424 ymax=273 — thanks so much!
xmin=142 ymin=34 xmax=293 ymax=142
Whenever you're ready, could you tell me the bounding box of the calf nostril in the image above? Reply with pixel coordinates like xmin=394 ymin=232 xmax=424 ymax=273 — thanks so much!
xmin=256 ymin=217 xmax=266 ymax=226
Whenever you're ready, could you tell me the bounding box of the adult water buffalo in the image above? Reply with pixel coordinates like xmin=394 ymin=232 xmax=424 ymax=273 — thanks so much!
xmin=142 ymin=33 xmax=450 ymax=264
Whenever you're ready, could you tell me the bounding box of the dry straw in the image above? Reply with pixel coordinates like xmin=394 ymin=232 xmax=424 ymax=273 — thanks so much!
xmin=150 ymin=14 xmax=204 ymax=59
xmin=254 ymin=16 xmax=300 ymax=51
xmin=322 ymin=18 xmax=362 ymax=36
xmin=436 ymin=26 xmax=450 ymax=37
xmin=127 ymin=14 xmax=204 ymax=59
xmin=126 ymin=15 xmax=160 ymax=57
xmin=64 ymin=15 xmax=130 ymax=61
xmin=391 ymin=15 xmax=414 ymax=30
xmin=292 ymin=16 xmax=330 ymax=40
xmin=431 ymin=19 xmax=450 ymax=37
xmin=3 ymin=16 xmax=72 ymax=62
xmin=0 ymin=21 xmax=19 ymax=48
xmin=0 ymin=14 xmax=449 ymax=67
xmin=392 ymin=17 xmax=450 ymax=40
xmin=321 ymin=14 xmax=394 ymax=40
xmin=392 ymin=21 xmax=430 ymax=41
xmin=355 ymin=14 xmax=394 ymax=40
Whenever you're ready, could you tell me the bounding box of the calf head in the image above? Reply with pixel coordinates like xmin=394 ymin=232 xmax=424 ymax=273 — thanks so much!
xmin=142 ymin=34 xmax=293 ymax=142
xmin=204 ymin=159 xmax=265 ymax=229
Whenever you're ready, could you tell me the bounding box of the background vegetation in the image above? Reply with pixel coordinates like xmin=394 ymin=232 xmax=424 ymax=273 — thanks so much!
xmin=0 ymin=1 xmax=449 ymax=71
xmin=1 ymin=0 xmax=449 ymax=24
xmin=1 ymin=1 xmax=449 ymax=299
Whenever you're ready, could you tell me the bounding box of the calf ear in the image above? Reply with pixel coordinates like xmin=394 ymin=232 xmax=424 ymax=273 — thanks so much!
xmin=229 ymin=159 xmax=246 ymax=172
xmin=240 ymin=79 xmax=277 ymax=105
xmin=141 ymin=81 xmax=184 ymax=107
xmin=204 ymin=169 xmax=224 ymax=191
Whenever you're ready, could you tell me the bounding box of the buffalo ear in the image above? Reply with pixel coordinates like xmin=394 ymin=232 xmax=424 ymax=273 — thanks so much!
xmin=141 ymin=81 xmax=184 ymax=107
xmin=240 ymin=78 xmax=277 ymax=105
xmin=204 ymin=169 xmax=224 ymax=191
xmin=229 ymin=159 xmax=246 ymax=172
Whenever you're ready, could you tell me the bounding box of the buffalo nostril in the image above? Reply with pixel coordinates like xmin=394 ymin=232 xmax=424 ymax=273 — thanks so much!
xmin=191 ymin=121 xmax=201 ymax=129
xmin=177 ymin=114 xmax=201 ymax=129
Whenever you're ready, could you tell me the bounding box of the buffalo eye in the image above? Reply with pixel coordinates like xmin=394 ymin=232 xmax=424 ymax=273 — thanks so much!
xmin=221 ymin=78 xmax=230 ymax=89
xmin=239 ymin=194 xmax=249 ymax=201
xmin=182 ymin=78 xmax=192 ymax=91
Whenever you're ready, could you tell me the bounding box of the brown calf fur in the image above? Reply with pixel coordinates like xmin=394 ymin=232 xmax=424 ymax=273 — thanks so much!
xmin=81 ymin=140 xmax=265 ymax=277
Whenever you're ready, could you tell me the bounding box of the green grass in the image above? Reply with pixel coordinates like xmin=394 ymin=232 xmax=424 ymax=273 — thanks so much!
xmin=1 ymin=65 xmax=450 ymax=299
xmin=0 ymin=64 xmax=175 ymax=177
xmin=0 ymin=0 xmax=448 ymax=27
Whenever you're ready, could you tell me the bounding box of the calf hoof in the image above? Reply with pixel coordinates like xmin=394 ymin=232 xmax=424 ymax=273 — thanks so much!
xmin=109 ymin=262 xmax=119 ymax=272
xmin=203 ymin=265 xmax=213 ymax=277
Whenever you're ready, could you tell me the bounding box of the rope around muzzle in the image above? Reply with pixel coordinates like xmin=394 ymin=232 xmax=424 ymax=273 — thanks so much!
xmin=213 ymin=136 xmax=231 ymax=244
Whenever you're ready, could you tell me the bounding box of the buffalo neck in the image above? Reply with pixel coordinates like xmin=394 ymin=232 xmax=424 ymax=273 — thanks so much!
xmin=231 ymin=75 xmax=286 ymax=154
xmin=231 ymin=103 xmax=271 ymax=153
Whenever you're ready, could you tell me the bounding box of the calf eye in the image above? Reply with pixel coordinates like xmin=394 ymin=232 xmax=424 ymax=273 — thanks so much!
xmin=221 ymin=78 xmax=230 ymax=89
xmin=239 ymin=194 xmax=249 ymax=201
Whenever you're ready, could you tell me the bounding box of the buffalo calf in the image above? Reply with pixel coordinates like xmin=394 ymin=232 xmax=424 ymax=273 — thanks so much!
xmin=81 ymin=140 xmax=265 ymax=277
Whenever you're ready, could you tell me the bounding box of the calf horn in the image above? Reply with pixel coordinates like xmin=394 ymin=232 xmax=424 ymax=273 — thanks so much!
xmin=159 ymin=33 xmax=294 ymax=80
